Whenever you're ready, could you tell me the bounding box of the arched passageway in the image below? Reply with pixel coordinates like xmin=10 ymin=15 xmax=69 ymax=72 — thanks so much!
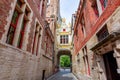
xmin=57 ymin=50 xmax=72 ymax=72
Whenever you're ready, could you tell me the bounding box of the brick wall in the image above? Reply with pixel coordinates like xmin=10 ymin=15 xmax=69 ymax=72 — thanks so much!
xmin=0 ymin=0 xmax=54 ymax=80
xmin=73 ymin=0 xmax=120 ymax=79
xmin=74 ymin=0 xmax=120 ymax=55
xmin=0 ymin=0 xmax=14 ymax=39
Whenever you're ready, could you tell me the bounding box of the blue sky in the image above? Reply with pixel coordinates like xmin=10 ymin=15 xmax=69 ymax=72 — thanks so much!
xmin=60 ymin=0 xmax=79 ymax=24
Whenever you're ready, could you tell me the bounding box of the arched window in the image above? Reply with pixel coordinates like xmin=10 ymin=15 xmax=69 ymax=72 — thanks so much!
xmin=6 ymin=10 xmax=20 ymax=44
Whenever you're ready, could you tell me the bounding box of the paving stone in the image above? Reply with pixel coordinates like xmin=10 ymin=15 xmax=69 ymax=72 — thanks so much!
xmin=47 ymin=69 xmax=78 ymax=80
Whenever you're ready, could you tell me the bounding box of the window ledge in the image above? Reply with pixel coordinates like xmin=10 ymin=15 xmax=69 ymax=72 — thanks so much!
xmin=91 ymin=32 xmax=120 ymax=51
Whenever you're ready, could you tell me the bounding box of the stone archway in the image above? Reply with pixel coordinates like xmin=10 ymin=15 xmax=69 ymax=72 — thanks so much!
xmin=56 ymin=49 xmax=72 ymax=72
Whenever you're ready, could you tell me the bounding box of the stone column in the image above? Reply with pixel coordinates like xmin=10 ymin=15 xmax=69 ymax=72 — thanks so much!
xmin=96 ymin=0 xmax=103 ymax=16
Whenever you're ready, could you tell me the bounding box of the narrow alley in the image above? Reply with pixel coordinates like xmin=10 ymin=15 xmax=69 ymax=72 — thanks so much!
xmin=0 ymin=0 xmax=120 ymax=80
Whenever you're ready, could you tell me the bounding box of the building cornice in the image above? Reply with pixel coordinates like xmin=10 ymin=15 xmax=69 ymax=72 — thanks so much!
xmin=91 ymin=32 xmax=120 ymax=53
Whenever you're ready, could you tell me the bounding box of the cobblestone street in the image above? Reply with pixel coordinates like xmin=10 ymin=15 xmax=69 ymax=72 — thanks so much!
xmin=47 ymin=69 xmax=78 ymax=80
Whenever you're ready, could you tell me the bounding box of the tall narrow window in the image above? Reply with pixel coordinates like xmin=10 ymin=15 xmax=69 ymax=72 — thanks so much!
xmin=81 ymin=16 xmax=86 ymax=38
xmin=66 ymin=35 xmax=68 ymax=43
xmin=60 ymin=36 xmax=62 ymax=44
xmin=32 ymin=28 xmax=37 ymax=54
xmin=17 ymin=6 xmax=31 ymax=48
xmin=82 ymin=46 xmax=90 ymax=75
xmin=85 ymin=46 xmax=90 ymax=75
xmin=60 ymin=35 xmax=69 ymax=44
xmin=97 ymin=24 xmax=109 ymax=41
xmin=17 ymin=19 xmax=27 ymax=48
xmin=82 ymin=49 xmax=87 ymax=74
xmin=36 ymin=29 xmax=41 ymax=56
xmin=6 ymin=10 xmax=20 ymax=44
xmin=63 ymin=35 xmax=65 ymax=43
xmin=6 ymin=0 xmax=31 ymax=50
xmin=92 ymin=1 xmax=99 ymax=17
xmin=32 ymin=22 xmax=41 ymax=56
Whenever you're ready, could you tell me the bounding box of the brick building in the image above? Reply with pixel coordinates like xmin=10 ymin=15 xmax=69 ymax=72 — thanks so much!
xmin=73 ymin=0 xmax=120 ymax=80
xmin=0 ymin=0 xmax=54 ymax=80
xmin=45 ymin=0 xmax=62 ymax=72
xmin=46 ymin=0 xmax=60 ymax=36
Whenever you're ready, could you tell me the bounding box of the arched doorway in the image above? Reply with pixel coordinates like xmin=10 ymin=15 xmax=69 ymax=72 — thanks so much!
xmin=57 ymin=50 xmax=72 ymax=72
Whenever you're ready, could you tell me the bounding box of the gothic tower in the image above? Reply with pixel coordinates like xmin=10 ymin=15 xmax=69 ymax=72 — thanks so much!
xmin=46 ymin=0 xmax=60 ymax=20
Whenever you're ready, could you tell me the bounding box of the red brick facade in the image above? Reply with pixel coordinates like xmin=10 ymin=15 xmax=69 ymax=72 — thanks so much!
xmin=42 ymin=22 xmax=54 ymax=59
xmin=73 ymin=0 xmax=120 ymax=79
xmin=0 ymin=0 xmax=54 ymax=79
xmin=74 ymin=0 xmax=120 ymax=55
xmin=0 ymin=0 xmax=14 ymax=39
xmin=0 ymin=0 xmax=47 ymax=52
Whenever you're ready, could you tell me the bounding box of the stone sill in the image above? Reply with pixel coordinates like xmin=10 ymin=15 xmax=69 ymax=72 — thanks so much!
xmin=0 ymin=41 xmax=39 ymax=58
xmin=0 ymin=41 xmax=28 ymax=53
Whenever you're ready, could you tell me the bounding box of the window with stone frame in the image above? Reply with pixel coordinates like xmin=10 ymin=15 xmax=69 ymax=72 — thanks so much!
xmin=82 ymin=46 xmax=90 ymax=75
xmin=6 ymin=0 xmax=24 ymax=45
xmin=91 ymin=1 xmax=99 ymax=17
xmin=81 ymin=15 xmax=86 ymax=38
xmin=6 ymin=9 xmax=20 ymax=45
xmin=97 ymin=24 xmax=109 ymax=42
xmin=17 ymin=19 xmax=26 ymax=48
xmin=7 ymin=0 xmax=32 ymax=50
xmin=17 ymin=5 xmax=31 ymax=48
xmin=60 ymin=35 xmax=69 ymax=44
xmin=32 ymin=22 xmax=41 ymax=56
